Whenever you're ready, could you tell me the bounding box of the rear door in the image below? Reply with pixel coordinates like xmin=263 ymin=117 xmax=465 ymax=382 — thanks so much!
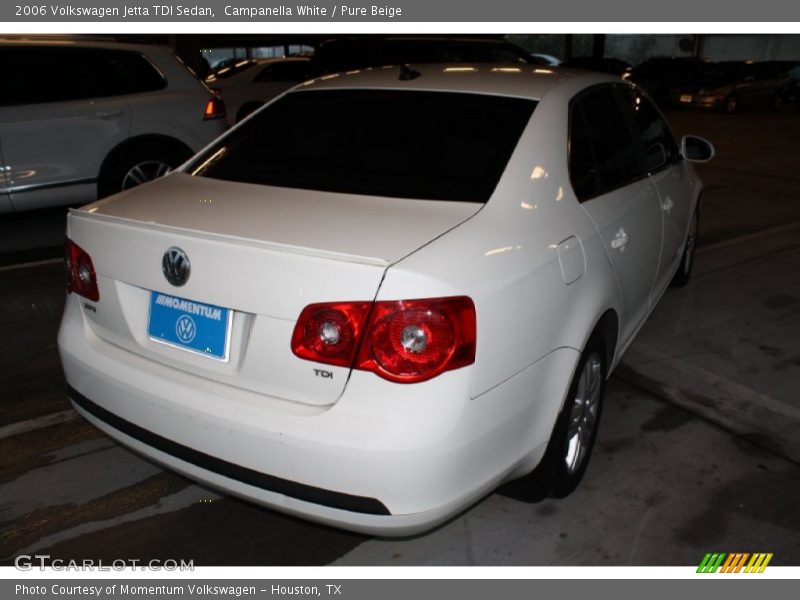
xmin=0 ymin=45 xmax=136 ymax=210
xmin=571 ymin=84 xmax=663 ymax=345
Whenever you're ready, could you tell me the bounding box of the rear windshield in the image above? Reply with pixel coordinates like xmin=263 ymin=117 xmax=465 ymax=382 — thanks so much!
xmin=188 ymin=89 xmax=536 ymax=203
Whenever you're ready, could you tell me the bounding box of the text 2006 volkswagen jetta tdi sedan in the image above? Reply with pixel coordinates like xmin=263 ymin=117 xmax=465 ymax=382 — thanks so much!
xmin=58 ymin=65 xmax=714 ymax=535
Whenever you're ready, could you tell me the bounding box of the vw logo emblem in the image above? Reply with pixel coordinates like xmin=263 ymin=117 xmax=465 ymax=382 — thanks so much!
xmin=162 ymin=247 xmax=190 ymax=287
xmin=175 ymin=315 xmax=196 ymax=344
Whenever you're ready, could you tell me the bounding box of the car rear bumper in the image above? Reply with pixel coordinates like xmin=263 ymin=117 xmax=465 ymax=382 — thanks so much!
xmin=58 ymin=294 xmax=578 ymax=535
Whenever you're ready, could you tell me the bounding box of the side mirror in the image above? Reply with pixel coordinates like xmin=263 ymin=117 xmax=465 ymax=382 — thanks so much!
xmin=681 ymin=135 xmax=715 ymax=163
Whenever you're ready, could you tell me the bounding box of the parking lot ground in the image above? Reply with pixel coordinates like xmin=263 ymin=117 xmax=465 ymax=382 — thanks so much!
xmin=621 ymin=221 xmax=800 ymax=464
xmin=0 ymin=262 xmax=68 ymax=427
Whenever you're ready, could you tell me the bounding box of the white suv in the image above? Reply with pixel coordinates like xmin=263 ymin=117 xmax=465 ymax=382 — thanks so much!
xmin=0 ymin=38 xmax=227 ymax=213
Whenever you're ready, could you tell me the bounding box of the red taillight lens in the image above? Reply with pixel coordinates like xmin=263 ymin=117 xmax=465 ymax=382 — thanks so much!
xmin=204 ymin=96 xmax=225 ymax=120
xmin=357 ymin=297 xmax=476 ymax=383
xmin=291 ymin=296 xmax=476 ymax=383
xmin=291 ymin=301 xmax=372 ymax=367
xmin=65 ymin=239 xmax=99 ymax=302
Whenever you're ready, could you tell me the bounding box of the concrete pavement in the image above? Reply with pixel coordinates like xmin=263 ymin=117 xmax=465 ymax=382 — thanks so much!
xmin=620 ymin=222 xmax=800 ymax=464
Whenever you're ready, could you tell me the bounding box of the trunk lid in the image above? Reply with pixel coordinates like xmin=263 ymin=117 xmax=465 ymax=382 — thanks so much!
xmin=69 ymin=173 xmax=479 ymax=405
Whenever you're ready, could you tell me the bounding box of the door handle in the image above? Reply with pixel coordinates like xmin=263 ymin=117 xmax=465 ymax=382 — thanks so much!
xmin=611 ymin=227 xmax=629 ymax=251
xmin=661 ymin=197 xmax=675 ymax=213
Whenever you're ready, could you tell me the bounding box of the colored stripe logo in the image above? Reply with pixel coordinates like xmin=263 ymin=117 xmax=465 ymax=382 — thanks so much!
xmin=697 ymin=552 xmax=773 ymax=573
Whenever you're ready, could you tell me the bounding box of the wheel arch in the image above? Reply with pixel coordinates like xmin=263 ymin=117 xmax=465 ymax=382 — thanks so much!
xmin=592 ymin=308 xmax=620 ymax=374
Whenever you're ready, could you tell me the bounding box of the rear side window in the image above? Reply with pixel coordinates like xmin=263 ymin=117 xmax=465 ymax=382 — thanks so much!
xmin=189 ymin=90 xmax=536 ymax=203
xmin=569 ymin=86 xmax=638 ymax=201
xmin=1 ymin=46 xmax=166 ymax=106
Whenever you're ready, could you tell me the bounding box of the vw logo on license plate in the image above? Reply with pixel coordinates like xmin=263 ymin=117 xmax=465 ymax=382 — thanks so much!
xmin=175 ymin=314 xmax=197 ymax=343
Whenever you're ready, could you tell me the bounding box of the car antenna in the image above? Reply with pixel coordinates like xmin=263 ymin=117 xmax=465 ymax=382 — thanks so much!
xmin=399 ymin=64 xmax=421 ymax=81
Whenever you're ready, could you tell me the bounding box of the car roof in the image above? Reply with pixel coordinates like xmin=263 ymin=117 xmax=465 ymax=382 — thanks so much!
xmin=0 ymin=36 xmax=170 ymax=55
xmin=292 ymin=63 xmax=616 ymax=102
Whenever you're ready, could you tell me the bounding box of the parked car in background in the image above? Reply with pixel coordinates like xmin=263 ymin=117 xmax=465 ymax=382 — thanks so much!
xmin=205 ymin=57 xmax=312 ymax=125
xmin=560 ymin=56 xmax=633 ymax=78
xmin=309 ymin=35 xmax=547 ymax=75
xmin=671 ymin=60 xmax=790 ymax=113
xmin=0 ymin=38 xmax=226 ymax=214
xmin=59 ymin=65 xmax=713 ymax=535
xmin=629 ymin=56 xmax=709 ymax=105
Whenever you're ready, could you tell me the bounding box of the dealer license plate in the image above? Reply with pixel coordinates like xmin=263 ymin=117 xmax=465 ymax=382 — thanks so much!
xmin=147 ymin=291 xmax=232 ymax=360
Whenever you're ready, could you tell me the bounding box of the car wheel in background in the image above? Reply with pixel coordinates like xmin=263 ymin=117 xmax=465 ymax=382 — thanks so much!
xmin=722 ymin=93 xmax=738 ymax=114
xmin=98 ymin=141 xmax=192 ymax=198
xmin=670 ymin=207 xmax=699 ymax=287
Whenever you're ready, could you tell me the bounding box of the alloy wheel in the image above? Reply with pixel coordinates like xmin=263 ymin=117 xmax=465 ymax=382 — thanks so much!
xmin=564 ymin=352 xmax=603 ymax=474
xmin=121 ymin=160 xmax=171 ymax=190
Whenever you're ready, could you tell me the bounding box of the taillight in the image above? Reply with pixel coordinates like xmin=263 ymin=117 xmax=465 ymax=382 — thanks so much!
xmin=291 ymin=296 xmax=476 ymax=383
xmin=204 ymin=96 xmax=225 ymax=120
xmin=66 ymin=240 xmax=99 ymax=302
xmin=291 ymin=301 xmax=372 ymax=368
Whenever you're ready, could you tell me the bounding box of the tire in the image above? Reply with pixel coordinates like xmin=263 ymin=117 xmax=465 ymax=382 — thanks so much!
xmin=670 ymin=207 xmax=699 ymax=288
xmin=722 ymin=93 xmax=738 ymax=114
xmin=771 ymin=92 xmax=783 ymax=110
xmin=506 ymin=336 xmax=606 ymax=501
xmin=98 ymin=142 xmax=191 ymax=199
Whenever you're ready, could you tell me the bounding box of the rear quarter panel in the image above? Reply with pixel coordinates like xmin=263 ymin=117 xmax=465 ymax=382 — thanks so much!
xmin=378 ymin=82 xmax=624 ymax=401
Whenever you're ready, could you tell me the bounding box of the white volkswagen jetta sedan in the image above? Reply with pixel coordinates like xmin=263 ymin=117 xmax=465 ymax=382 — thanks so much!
xmin=58 ymin=65 xmax=713 ymax=535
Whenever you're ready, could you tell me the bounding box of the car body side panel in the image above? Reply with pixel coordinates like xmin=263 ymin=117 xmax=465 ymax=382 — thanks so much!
xmin=377 ymin=87 xmax=624 ymax=401
xmin=1 ymin=97 xmax=131 ymax=210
